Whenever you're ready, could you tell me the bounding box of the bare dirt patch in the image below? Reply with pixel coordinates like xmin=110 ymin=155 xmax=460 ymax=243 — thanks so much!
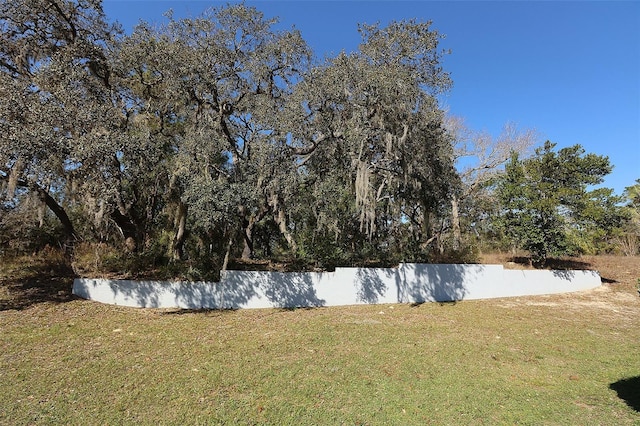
xmin=482 ymin=253 xmax=640 ymax=284
xmin=484 ymin=254 xmax=640 ymax=322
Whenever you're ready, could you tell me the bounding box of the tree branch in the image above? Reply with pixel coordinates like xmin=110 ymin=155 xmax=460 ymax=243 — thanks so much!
xmin=291 ymin=130 xmax=343 ymax=156
xmin=0 ymin=172 xmax=78 ymax=241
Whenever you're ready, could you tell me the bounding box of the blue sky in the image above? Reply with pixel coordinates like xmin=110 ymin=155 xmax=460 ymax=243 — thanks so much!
xmin=103 ymin=0 xmax=639 ymax=196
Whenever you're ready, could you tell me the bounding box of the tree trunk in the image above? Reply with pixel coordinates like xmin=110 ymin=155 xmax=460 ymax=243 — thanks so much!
xmin=171 ymin=202 xmax=187 ymax=260
xmin=111 ymin=209 xmax=139 ymax=252
xmin=239 ymin=204 xmax=269 ymax=260
xmin=275 ymin=208 xmax=298 ymax=253
xmin=221 ymin=233 xmax=234 ymax=273
xmin=451 ymin=195 xmax=461 ymax=250
xmin=269 ymin=193 xmax=298 ymax=254
xmin=34 ymin=184 xmax=77 ymax=244
xmin=242 ymin=218 xmax=254 ymax=260
xmin=421 ymin=204 xmax=432 ymax=244
xmin=2 ymin=174 xmax=78 ymax=248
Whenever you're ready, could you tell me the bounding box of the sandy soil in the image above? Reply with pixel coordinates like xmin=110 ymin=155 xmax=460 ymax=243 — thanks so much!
xmin=481 ymin=254 xmax=640 ymax=321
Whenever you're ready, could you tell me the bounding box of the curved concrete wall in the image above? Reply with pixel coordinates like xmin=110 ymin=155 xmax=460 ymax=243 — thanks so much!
xmin=72 ymin=263 xmax=601 ymax=309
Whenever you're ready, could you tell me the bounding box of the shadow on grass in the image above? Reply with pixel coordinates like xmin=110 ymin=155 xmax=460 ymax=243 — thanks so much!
xmin=160 ymin=308 xmax=238 ymax=316
xmin=610 ymin=376 xmax=640 ymax=412
xmin=0 ymin=259 xmax=77 ymax=311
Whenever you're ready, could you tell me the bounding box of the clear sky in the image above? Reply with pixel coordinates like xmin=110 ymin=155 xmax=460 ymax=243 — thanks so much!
xmin=102 ymin=0 xmax=640 ymax=196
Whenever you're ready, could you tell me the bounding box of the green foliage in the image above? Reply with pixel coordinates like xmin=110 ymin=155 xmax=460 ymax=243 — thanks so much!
xmin=495 ymin=141 xmax=624 ymax=266
xmin=2 ymin=186 xmax=81 ymax=256
xmin=4 ymin=2 xmax=629 ymax=278
xmin=617 ymin=179 xmax=640 ymax=255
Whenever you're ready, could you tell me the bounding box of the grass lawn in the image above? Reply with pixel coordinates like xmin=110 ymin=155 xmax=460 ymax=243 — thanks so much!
xmin=1 ymin=254 xmax=639 ymax=425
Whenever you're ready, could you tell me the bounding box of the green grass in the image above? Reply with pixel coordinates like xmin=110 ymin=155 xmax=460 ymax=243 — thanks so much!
xmin=1 ymin=256 xmax=639 ymax=425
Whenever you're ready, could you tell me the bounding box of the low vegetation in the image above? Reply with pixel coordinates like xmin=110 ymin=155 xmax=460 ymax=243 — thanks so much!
xmin=1 ymin=254 xmax=639 ymax=424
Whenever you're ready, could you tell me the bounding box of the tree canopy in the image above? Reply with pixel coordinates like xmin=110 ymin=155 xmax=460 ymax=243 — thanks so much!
xmin=495 ymin=141 xmax=626 ymax=265
xmin=1 ymin=1 xmax=633 ymax=275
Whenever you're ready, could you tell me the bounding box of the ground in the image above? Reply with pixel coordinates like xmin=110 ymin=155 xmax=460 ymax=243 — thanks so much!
xmin=0 ymin=253 xmax=639 ymax=424
xmin=479 ymin=253 xmax=640 ymax=317
xmin=1 ymin=253 xmax=639 ymax=311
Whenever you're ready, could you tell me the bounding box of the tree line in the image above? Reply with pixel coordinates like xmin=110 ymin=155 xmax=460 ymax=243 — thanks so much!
xmin=1 ymin=1 xmax=637 ymax=278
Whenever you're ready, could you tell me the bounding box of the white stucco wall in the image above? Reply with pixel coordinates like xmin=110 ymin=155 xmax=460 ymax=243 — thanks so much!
xmin=72 ymin=263 xmax=602 ymax=309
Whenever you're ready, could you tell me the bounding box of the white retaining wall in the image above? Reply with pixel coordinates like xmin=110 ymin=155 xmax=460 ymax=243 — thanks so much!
xmin=72 ymin=263 xmax=601 ymax=309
